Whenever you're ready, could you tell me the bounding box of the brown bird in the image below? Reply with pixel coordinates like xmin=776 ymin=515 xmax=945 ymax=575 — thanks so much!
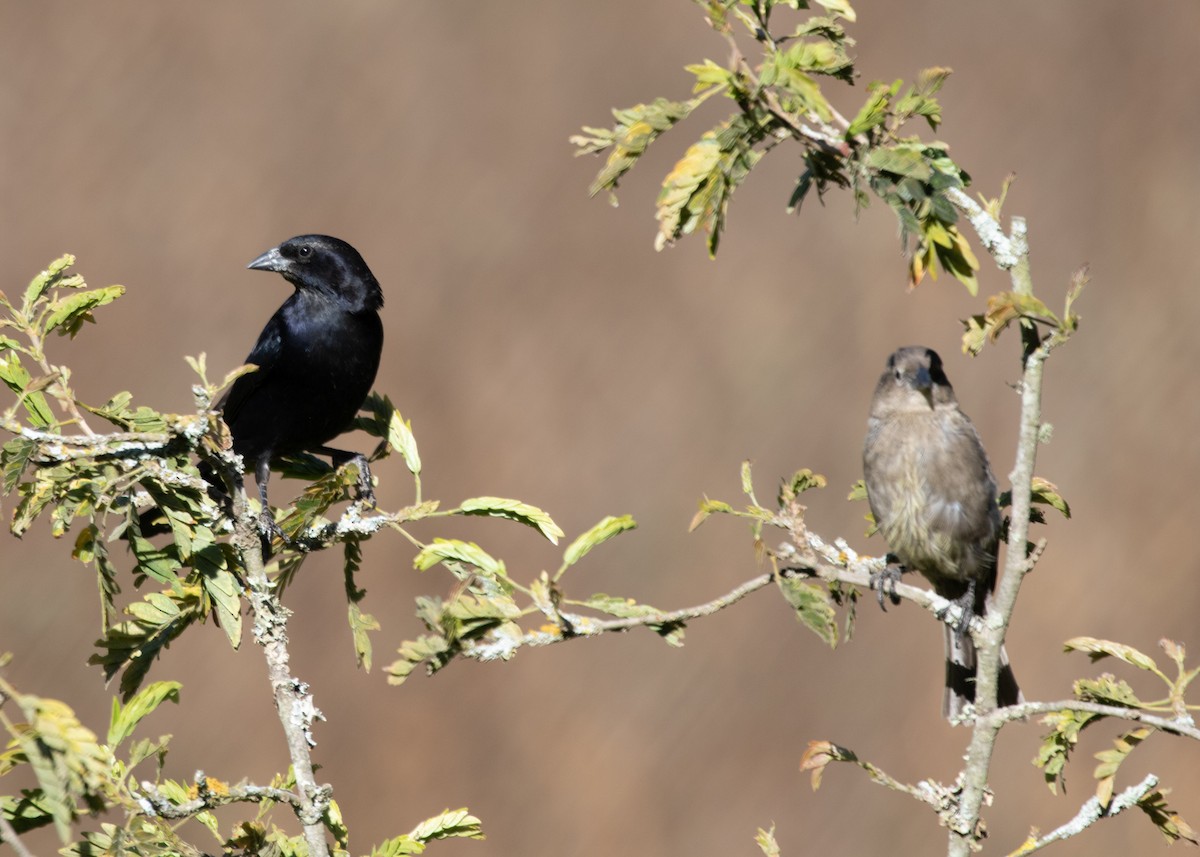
xmin=862 ymin=346 xmax=1021 ymax=720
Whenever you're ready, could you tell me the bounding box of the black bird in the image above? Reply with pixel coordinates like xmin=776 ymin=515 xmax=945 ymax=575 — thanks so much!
xmin=862 ymin=346 xmax=1021 ymax=720
xmin=217 ymin=235 xmax=384 ymax=526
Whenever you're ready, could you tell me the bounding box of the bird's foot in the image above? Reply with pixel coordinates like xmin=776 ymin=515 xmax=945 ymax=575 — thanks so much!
xmin=947 ymin=579 xmax=977 ymax=637
xmin=870 ymin=558 xmax=905 ymax=611
xmin=257 ymin=508 xmax=300 ymax=555
xmin=344 ymin=454 xmax=377 ymax=507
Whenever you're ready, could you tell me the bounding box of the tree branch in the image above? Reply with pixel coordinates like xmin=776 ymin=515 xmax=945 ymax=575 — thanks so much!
xmin=987 ymin=700 xmax=1200 ymax=740
xmin=137 ymin=770 xmax=305 ymax=820
xmin=0 ymin=811 xmax=36 ymax=857
xmin=1008 ymin=774 xmax=1159 ymax=856
xmin=231 ymin=484 xmax=332 ymax=857
xmin=949 ymin=196 xmax=1047 ymax=856
xmin=459 ymin=571 xmax=778 ymax=662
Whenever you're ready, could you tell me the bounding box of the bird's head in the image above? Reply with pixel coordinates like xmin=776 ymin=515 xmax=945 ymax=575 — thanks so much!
xmin=872 ymin=345 xmax=958 ymax=414
xmin=248 ymin=235 xmax=384 ymax=313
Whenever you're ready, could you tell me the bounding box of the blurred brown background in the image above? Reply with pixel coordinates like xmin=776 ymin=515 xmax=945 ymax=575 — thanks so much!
xmin=2 ymin=2 xmax=1198 ymax=855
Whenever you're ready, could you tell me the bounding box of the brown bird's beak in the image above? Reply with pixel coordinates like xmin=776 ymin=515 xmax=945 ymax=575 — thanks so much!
xmin=247 ymin=246 xmax=285 ymax=272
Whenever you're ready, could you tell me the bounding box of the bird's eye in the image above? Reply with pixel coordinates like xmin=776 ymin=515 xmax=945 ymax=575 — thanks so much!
xmin=298 ymin=245 xmax=311 ymax=258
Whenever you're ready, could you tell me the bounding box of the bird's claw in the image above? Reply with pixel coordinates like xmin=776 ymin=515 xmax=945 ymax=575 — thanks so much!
xmin=345 ymin=454 xmax=377 ymax=508
xmin=870 ymin=558 xmax=904 ymax=611
xmin=949 ymin=580 xmax=977 ymax=637
xmin=257 ymin=508 xmax=299 ymax=555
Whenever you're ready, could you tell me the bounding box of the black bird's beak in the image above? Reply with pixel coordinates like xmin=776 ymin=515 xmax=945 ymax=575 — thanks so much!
xmin=914 ymin=365 xmax=935 ymax=407
xmin=247 ymin=247 xmax=285 ymax=272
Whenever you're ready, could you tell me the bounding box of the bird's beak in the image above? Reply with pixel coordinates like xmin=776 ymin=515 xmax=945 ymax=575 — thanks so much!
xmin=914 ymin=366 xmax=935 ymax=407
xmin=247 ymin=246 xmax=284 ymax=272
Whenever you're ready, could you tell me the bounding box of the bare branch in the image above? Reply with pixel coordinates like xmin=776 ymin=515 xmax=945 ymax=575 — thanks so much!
xmin=0 ymin=812 xmax=36 ymax=857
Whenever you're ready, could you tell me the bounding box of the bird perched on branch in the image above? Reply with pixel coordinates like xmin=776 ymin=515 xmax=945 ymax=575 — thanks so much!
xmin=862 ymin=346 xmax=1021 ymax=720
xmin=217 ymin=234 xmax=384 ymax=528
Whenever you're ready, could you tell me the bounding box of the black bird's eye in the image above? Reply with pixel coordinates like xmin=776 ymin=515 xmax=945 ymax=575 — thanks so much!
xmin=298 ymin=245 xmax=312 ymax=258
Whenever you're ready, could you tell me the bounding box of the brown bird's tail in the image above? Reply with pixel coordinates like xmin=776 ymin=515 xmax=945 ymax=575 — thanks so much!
xmin=944 ymin=626 xmax=1022 ymax=720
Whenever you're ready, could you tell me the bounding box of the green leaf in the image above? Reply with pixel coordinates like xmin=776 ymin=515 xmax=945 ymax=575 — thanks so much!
xmin=348 ymin=602 xmax=381 ymax=672
xmin=1094 ymin=727 xmax=1151 ymax=809
xmin=344 ymin=539 xmax=378 ymax=671
xmin=385 ymin=633 xmax=453 ymax=686
xmin=12 ymin=693 xmax=113 ymax=842
xmin=72 ymin=525 xmax=119 ymax=631
xmin=43 ymin=285 xmax=125 ymax=338
xmin=0 ymin=792 xmax=56 ymax=835
xmin=778 ymin=575 xmax=838 ymax=648
xmin=764 ymin=49 xmax=835 ymax=118
xmin=1 ymin=436 xmax=35 ymax=493
xmin=387 ymin=409 xmax=421 ymax=475
xmin=584 ymin=594 xmax=686 ymax=646
xmin=369 ymin=835 xmax=425 ymax=857
xmin=1030 ymin=476 xmax=1071 ymax=519
xmin=413 ymin=538 xmax=506 ymax=579
xmin=107 ymin=681 xmax=182 ymax=748
xmin=0 ymin=352 xmax=54 ymax=427
xmin=1064 ymin=637 xmax=1160 ymax=673
xmin=685 ymin=59 xmax=733 ymax=92
xmin=865 ymin=145 xmax=932 ymax=180
xmin=22 ymin=254 xmax=76 ymax=314
xmin=655 ymin=115 xmax=766 ymax=255
xmin=688 ymin=497 xmax=734 ymax=532
xmin=454 ymin=496 xmax=564 ymax=545
xmin=90 ymin=589 xmax=201 ymax=700
xmin=126 ymin=526 xmax=185 ymax=588
xmin=813 ymin=0 xmax=855 ymax=21
xmin=1138 ymin=789 xmax=1200 ymax=845
xmin=1074 ymin=674 xmax=1141 ymax=707
xmin=778 ymin=468 xmax=826 ymax=505
xmin=755 ymin=825 xmax=781 ymax=857
xmin=409 ymin=807 xmax=485 ymax=843
xmin=846 ymin=80 xmax=898 ymax=137
xmin=740 ymin=459 xmax=755 ymax=497
xmin=572 ymin=98 xmax=697 ymax=199
xmin=195 ymin=544 xmax=243 ymax=649
xmin=561 ymin=514 xmax=637 ymax=569
xmin=1035 ymin=707 xmax=1102 ymax=793
xmin=84 ymin=393 xmax=168 ymax=433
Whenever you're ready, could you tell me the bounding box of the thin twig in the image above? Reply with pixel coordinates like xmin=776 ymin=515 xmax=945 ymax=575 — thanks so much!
xmin=137 ymin=771 xmax=305 ymax=820
xmin=987 ymin=700 xmax=1200 ymax=740
xmin=946 ymin=187 xmax=1019 ymax=270
xmin=1006 ymin=774 xmax=1159 ymax=856
xmin=712 ymin=15 xmax=850 ymax=159
xmin=0 ymin=812 xmax=36 ymax=857
xmin=24 ymin=329 xmax=96 ymax=436
xmin=460 ymin=572 xmax=777 ymax=662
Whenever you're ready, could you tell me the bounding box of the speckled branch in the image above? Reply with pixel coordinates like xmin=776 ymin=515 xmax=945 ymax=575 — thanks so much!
xmin=231 ymin=485 xmax=332 ymax=857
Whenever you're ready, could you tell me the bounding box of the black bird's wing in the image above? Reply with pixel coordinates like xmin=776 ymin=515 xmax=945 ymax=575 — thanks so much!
xmin=215 ymin=312 xmax=285 ymax=429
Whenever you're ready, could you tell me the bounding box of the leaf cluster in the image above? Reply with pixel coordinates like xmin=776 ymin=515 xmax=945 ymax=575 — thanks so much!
xmin=691 ymin=462 xmax=854 ymax=648
xmin=571 ymin=0 xmax=982 ymax=290
xmin=0 ymin=669 xmax=484 ymax=857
